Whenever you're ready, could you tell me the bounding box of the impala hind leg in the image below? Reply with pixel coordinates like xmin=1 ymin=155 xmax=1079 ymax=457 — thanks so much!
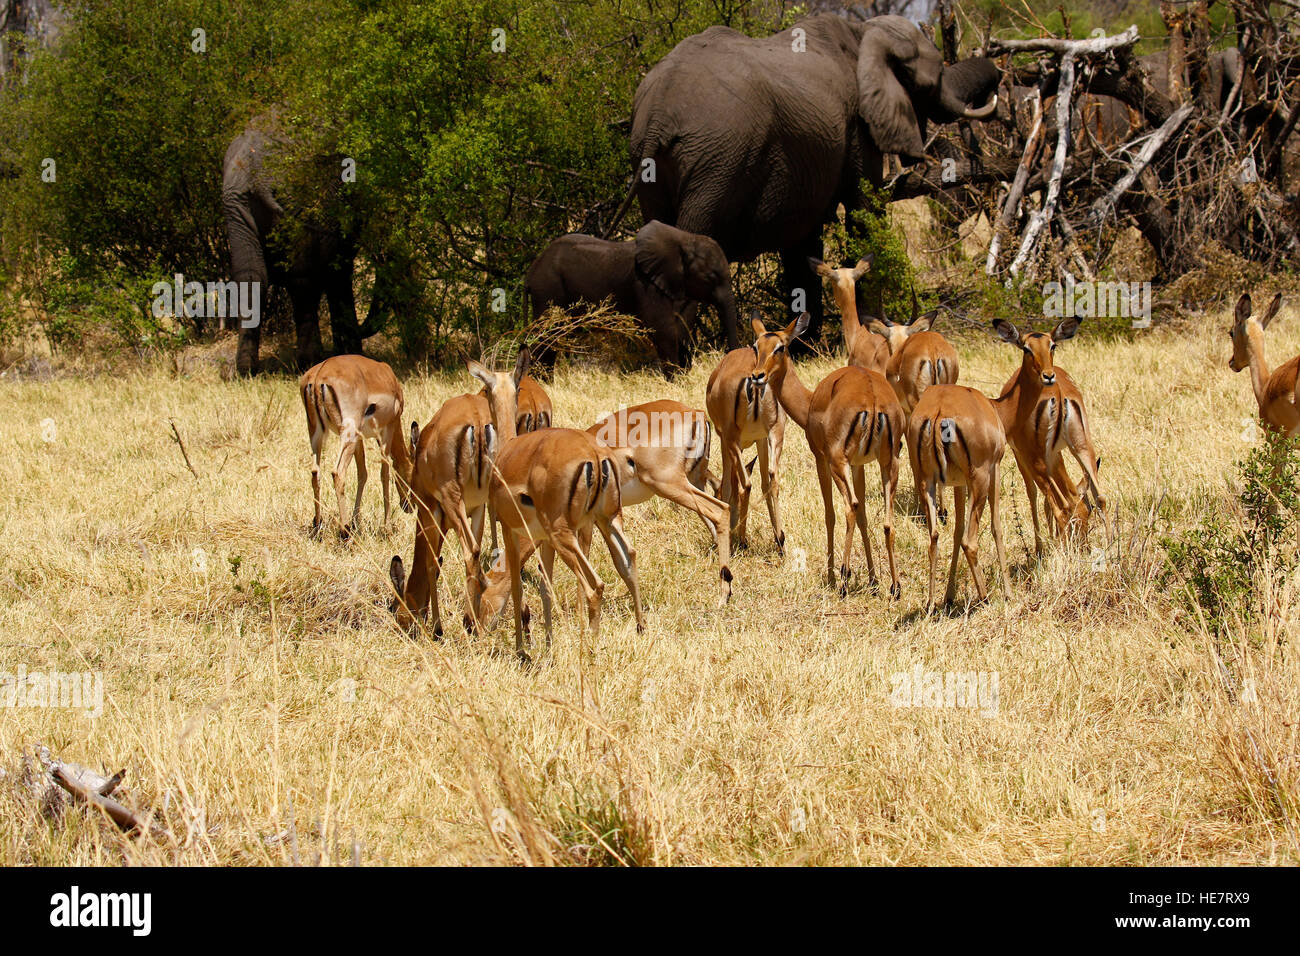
xmin=643 ymin=472 xmax=732 ymax=605
xmin=378 ymin=436 xmax=392 ymax=526
xmin=878 ymin=452 xmax=901 ymax=600
xmin=352 ymin=441 xmax=368 ymax=532
xmin=828 ymin=464 xmax=860 ymax=596
xmin=922 ymin=480 xmax=942 ymax=613
xmin=309 ymin=426 xmax=326 ymax=536
xmin=990 ymin=463 xmax=1009 ymax=600
xmin=402 ymin=500 xmax=447 ymax=636
xmin=962 ymin=480 xmax=992 ymax=604
xmin=850 ymin=464 xmax=879 ymax=590
xmin=538 ymin=544 xmax=556 ymax=648
xmin=944 ymin=485 xmax=968 ymax=606
xmin=445 ymin=500 xmax=485 ymax=633
xmin=503 ymin=529 xmax=530 ymax=664
xmin=551 ymin=528 xmax=605 ymax=640
xmin=598 ymin=513 xmax=645 ymax=633
xmin=815 ymin=456 xmax=836 ymax=587
xmin=332 ymin=430 xmax=360 ymax=537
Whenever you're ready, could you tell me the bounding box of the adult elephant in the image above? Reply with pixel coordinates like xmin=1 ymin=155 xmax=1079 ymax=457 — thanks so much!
xmin=526 ymin=220 xmax=740 ymax=368
xmin=223 ymin=118 xmax=395 ymax=375
xmin=630 ymin=14 xmax=998 ymax=347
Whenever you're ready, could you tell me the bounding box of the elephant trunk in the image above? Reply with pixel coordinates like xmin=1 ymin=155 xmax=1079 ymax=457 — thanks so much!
xmin=936 ymin=58 xmax=1000 ymax=121
xmin=715 ymin=286 xmax=741 ymax=351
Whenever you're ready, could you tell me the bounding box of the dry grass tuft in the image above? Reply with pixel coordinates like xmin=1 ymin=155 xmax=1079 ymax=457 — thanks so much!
xmin=1 ymin=307 xmax=1298 ymax=865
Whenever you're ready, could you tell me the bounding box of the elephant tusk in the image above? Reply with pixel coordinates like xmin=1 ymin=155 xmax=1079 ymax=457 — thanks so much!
xmin=957 ymin=94 xmax=998 ymax=120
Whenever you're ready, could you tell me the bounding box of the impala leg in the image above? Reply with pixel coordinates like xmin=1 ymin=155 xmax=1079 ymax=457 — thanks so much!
xmin=759 ymin=427 xmax=786 ymax=555
xmin=445 ymin=500 xmax=485 ymax=633
xmin=851 ymin=464 xmax=878 ymax=589
xmin=1070 ymin=440 xmax=1113 ymax=545
xmin=332 ymin=432 xmax=359 ymax=537
xmin=963 ymin=479 xmax=990 ymax=604
xmin=829 ymin=464 xmax=857 ymax=597
xmin=924 ymin=479 xmax=942 ymax=613
xmin=944 ymin=485 xmax=968 ymax=606
xmin=352 ymin=442 xmax=368 ymax=532
xmin=643 ymin=473 xmax=732 ymax=605
xmin=378 ymin=435 xmax=392 ymax=527
xmin=879 ymin=451 xmax=901 ymax=600
xmin=732 ymin=443 xmax=754 ymax=551
xmin=309 ymin=425 xmax=326 ymax=537
xmin=815 ymin=456 xmax=836 ymax=587
xmin=990 ymin=462 xmax=1009 ymax=600
xmin=504 ymin=528 xmax=529 ymax=664
xmin=538 ymin=543 xmax=556 ymax=648
xmin=1011 ymin=448 xmax=1044 ymax=555
xmin=402 ymin=500 xmax=443 ymax=636
xmin=598 ymin=513 xmax=645 ymax=633
xmin=551 ymin=528 xmax=604 ymax=640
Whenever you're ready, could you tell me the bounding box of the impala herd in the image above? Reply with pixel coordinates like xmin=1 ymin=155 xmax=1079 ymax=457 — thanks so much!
xmin=298 ymin=276 xmax=1299 ymax=663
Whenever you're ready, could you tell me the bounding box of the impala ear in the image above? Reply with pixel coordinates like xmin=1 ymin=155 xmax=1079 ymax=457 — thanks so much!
xmin=1261 ymin=292 xmax=1283 ymax=329
xmin=512 ymin=347 xmax=532 ymax=386
xmin=389 ymin=555 xmax=406 ymax=606
xmin=410 ymin=421 xmax=419 ymax=459
xmin=908 ymin=310 xmax=938 ymax=334
xmin=808 ymin=257 xmax=833 ymax=279
xmin=851 ymin=255 xmax=874 ymax=279
xmin=1052 ymin=317 xmax=1081 ymax=342
xmin=749 ymin=308 xmax=766 ymax=339
xmin=1234 ymin=293 xmax=1253 ymax=325
xmin=788 ymin=311 xmax=811 ymax=339
xmin=992 ymin=319 xmax=1022 ymax=346
xmin=466 ymin=357 xmax=493 ymax=389
xmin=868 ymin=320 xmax=891 ymax=338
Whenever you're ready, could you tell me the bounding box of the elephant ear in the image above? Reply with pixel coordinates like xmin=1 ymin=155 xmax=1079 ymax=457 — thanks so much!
xmin=635 ymin=220 xmax=687 ymax=301
xmin=856 ymin=26 xmax=927 ymax=161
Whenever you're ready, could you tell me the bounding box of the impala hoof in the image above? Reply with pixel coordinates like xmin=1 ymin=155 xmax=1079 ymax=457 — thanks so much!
xmin=889 ymin=582 xmax=902 ymax=601
xmin=516 ymin=649 xmax=534 ymax=669
xmin=462 ymin=614 xmax=475 ymax=635
xmin=432 ymin=622 xmax=444 ymax=640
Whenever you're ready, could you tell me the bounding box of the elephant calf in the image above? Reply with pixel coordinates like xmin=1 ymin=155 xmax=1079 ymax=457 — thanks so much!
xmin=525 ymin=220 xmax=740 ymax=369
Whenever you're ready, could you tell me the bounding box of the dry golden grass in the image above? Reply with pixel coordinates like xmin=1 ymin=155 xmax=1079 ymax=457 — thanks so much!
xmin=1 ymin=309 xmax=1298 ymax=865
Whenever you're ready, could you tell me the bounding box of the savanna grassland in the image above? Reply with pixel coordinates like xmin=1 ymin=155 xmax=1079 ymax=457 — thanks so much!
xmin=1 ymin=311 xmax=1297 ymax=866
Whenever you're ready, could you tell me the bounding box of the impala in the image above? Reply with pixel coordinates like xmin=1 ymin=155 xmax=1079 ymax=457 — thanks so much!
xmin=391 ymin=349 xmax=529 ymax=636
xmin=484 ymin=374 xmax=552 ymax=434
xmin=992 ymin=318 xmax=1112 ymax=552
xmin=485 ymin=427 xmax=646 ymax=663
xmin=810 ymin=255 xmax=889 ymax=373
xmin=908 ymin=384 xmax=1009 ymax=611
xmin=749 ymin=314 xmax=906 ymax=598
xmin=706 ymin=311 xmax=794 ymax=553
xmin=1230 ymin=292 xmax=1298 ymax=434
xmin=868 ymin=290 xmax=960 ymax=414
xmin=300 ymin=355 xmax=414 ymax=537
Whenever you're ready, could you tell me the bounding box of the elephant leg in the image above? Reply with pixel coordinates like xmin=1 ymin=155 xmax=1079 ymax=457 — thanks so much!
xmin=237 ymin=324 xmax=262 ymax=377
xmin=781 ymin=237 xmax=824 ymax=354
xmin=290 ymin=282 xmax=324 ymax=372
xmin=326 ymin=262 xmax=362 ymax=356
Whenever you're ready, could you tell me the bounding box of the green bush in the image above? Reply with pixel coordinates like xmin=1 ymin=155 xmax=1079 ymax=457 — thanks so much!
xmin=1162 ymin=432 xmax=1300 ymax=638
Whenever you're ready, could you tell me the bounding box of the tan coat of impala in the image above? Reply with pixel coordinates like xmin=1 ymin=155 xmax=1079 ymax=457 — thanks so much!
xmin=992 ymin=318 xmax=1111 ymax=552
xmin=488 ymin=428 xmax=645 ymax=663
xmin=390 ymin=350 xmax=529 ymax=636
xmin=868 ymin=292 xmax=960 ymax=414
xmin=751 ymin=315 xmax=906 ymax=598
xmin=810 ymin=255 xmax=889 ymax=374
xmin=300 ymin=355 xmax=414 ymax=537
xmin=1230 ymin=292 xmax=1299 ymax=435
xmin=706 ymin=311 xmax=796 ymax=554
xmin=908 ymin=384 xmax=1009 ymax=611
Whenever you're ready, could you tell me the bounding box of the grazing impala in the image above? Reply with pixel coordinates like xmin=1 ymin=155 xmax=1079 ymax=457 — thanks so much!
xmin=1230 ymin=292 xmax=1298 ymax=434
xmin=810 ymin=256 xmax=889 ymax=373
xmin=486 ymin=428 xmax=646 ymax=663
xmin=391 ymin=349 xmax=529 ymax=636
xmin=908 ymin=384 xmax=1009 ymax=611
xmin=992 ymin=318 xmax=1111 ymax=553
xmin=706 ymin=311 xmax=796 ymax=553
xmin=484 ymin=374 xmax=552 ymax=435
xmin=749 ymin=314 xmax=906 ymax=598
xmin=300 ymin=355 xmax=414 ymax=537
xmin=868 ymin=290 xmax=960 ymax=414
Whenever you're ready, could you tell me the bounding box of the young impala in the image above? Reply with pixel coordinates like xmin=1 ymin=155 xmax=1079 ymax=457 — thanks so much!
xmin=1230 ymin=292 xmax=1298 ymax=434
xmin=706 ymin=311 xmax=794 ymax=554
xmin=810 ymin=255 xmax=889 ymax=374
xmin=390 ymin=349 xmax=529 ymax=636
xmin=992 ymin=318 xmax=1112 ymax=552
xmin=908 ymin=384 xmax=1010 ymax=611
xmin=300 ymin=355 xmax=414 ymax=537
xmin=486 ymin=427 xmax=645 ymax=664
xmin=749 ymin=314 xmax=906 ymax=598
xmin=868 ymin=290 xmax=960 ymax=414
